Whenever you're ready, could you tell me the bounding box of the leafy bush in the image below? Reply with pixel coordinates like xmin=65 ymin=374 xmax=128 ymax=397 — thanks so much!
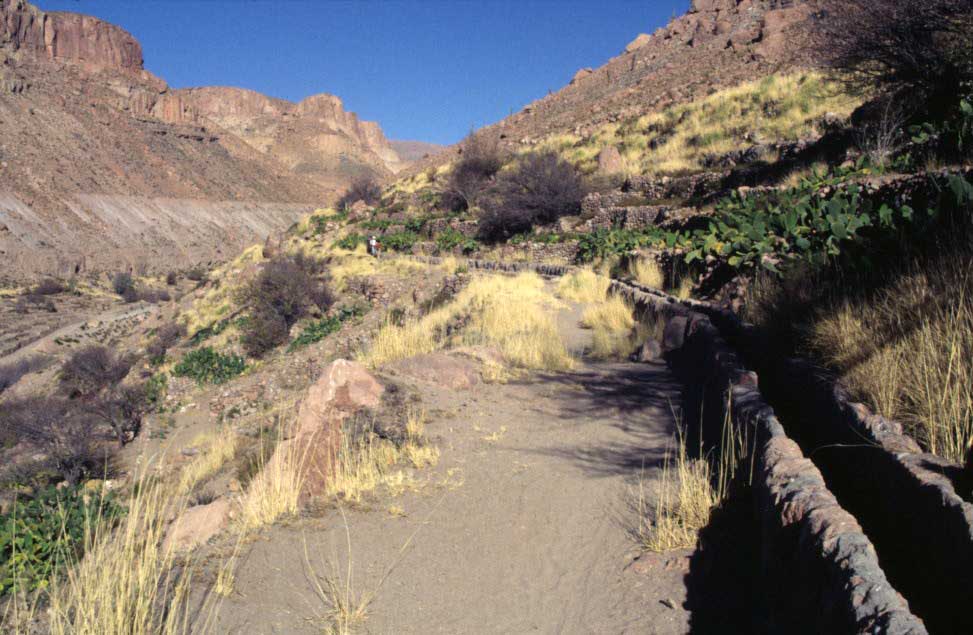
xmin=358 ymin=219 xmax=395 ymax=231
xmin=59 ymin=346 xmax=132 ymax=399
xmin=173 ymin=347 xmax=246 ymax=385
xmin=575 ymin=229 xmax=660 ymax=263
xmin=434 ymin=228 xmax=478 ymax=254
xmin=443 ymin=132 xmax=503 ymax=211
xmin=337 ymin=176 xmax=382 ymax=210
xmin=86 ymin=384 xmax=148 ymax=446
xmin=333 ymin=232 xmax=366 ymax=250
xmin=288 ymin=306 xmax=365 ymax=352
xmin=143 ymin=373 xmax=168 ymax=410
xmin=405 ymin=216 xmax=430 ymax=233
xmin=0 ymin=485 xmax=123 ymax=596
xmin=478 ymin=151 xmax=585 ymax=242
xmin=380 ymin=230 xmax=421 ymax=253
xmin=111 ymin=272 xmax=134 ymax=297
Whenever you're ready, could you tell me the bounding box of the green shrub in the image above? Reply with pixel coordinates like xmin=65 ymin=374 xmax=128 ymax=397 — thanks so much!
xmin=144 ymin=373 xmax=168 ymax=410
xmin=435 ymin=228 xmax=478 ymax=254
xmin=173 ymin=348 xmax=246 ymax=385
xmin=381 ymin=231 xmax=421 ymax=252
xmin=0 ymin=485 xmax=123 ymax=596
xmin=358 ymin=219 xmax=395 ymax=231
xmin=333 ymin=233 xmax=366 ymax=250
xmin=288 ymin=306 xmax=365 ymax=352
xmin=111 ymin=272 xmax=134 ymax=297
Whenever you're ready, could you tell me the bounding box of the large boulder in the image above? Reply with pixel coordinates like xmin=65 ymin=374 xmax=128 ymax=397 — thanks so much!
xmin=295 ymin=359 xmax=384 ymax=438
xmin=596 ymin=146 xmax=625 ymax=175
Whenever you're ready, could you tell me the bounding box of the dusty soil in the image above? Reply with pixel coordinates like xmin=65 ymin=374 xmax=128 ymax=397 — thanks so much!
xmin=205 ymin=299 xmax=694 ymax=634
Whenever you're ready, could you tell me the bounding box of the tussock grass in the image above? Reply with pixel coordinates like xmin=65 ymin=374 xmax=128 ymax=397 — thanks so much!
xmin=362 ymin=272 xmax=574 ymax=371
xmin=806 ymin=260 xmax=973 ymax=462
xmin=638 ymin=408 xmax=752 ymax=553
xmin=581 ymin=295 xmax=636 ymax=359
xmin=674 ymin=277 xmax=694 ymax=300
xmin=531 ymin=72 xmax=859 ymax=177
xmin=629 ymin=258 xmax=664 ymax=289
xmin=46 ymin=468 xmax=195 ymax=635
xmin=556 ymin=268 xmax=611 ymax=303
xmin=179 ymin=428 xmax=238 ymax=494
xmin=238 ymin=423 xmax=308 ymax=531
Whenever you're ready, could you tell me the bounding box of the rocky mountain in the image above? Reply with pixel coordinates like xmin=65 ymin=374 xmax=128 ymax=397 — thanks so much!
xmin=390 ymin=140 xmax=445 ymax=163
xmin=410 ymin=0 xmax=815 ymax=170
xmin=0 ymin=0 xmax=404 ymax=281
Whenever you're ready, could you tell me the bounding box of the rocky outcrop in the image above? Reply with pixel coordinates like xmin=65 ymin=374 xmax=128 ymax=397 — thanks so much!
xmin=175 ymin=87 xmax=405 ymax=177
xmin=1 ymin=0 xmax=142 ymax=72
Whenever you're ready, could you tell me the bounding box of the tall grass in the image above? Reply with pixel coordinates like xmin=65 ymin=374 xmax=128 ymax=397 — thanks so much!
xmin=362 ymin=272 xmax=574 ymax=371
xmin=628 ymin=258 xmax=664 ymax=289
xmin=581 ymin=295 xmax=636 ymax=359
xmin=807 ymin=259 xmax=973 ymax=461
xmin=555 ymin=268 xmax=610 ymax=303
xmin=45 ymin=468 xmax=195 ymax=635
xmin=238 ymin=424 xmax=309 ymax=531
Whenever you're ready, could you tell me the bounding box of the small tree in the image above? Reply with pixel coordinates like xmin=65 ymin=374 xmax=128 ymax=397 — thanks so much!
xmin=237 ymin=255 xmax=335 ymax=357
xmin=112 ymin=272 xmax=134 ymax=297
xmin=87 ymin=384 xmax=148 ymax=447
xmin=477 ymin=151 xmax=585 ymax=242
xmin=812 ymin=0 xmax=973 ymax=116
xmin=59 ymin=346 xmax=132 ymax=399
xmin=442 ymin=132 xmax=504 ymax=212
xmin=337 ymin=175 xmax=382 ymax=210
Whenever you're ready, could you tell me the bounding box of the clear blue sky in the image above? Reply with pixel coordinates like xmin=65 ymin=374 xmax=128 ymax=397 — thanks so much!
xmin=38 ymin=1 xmax=688 ymax=145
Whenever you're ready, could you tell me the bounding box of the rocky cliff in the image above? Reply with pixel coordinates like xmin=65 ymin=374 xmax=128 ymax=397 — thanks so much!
xmin=0 ymin=0 xmax=406 ymax=280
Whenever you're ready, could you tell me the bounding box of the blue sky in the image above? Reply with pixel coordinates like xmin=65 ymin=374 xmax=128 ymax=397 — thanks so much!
xmin=38 ymin=1 xmax=688 ymax=144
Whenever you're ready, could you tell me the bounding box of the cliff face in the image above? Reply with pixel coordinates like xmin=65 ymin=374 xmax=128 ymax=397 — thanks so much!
xmin=0 ymin=0 xmax=407 ymax=280
xmin=1 ymin=0 xmax=142 ymax=72
xmin=176 ymin=88 xmax=405 ymax=182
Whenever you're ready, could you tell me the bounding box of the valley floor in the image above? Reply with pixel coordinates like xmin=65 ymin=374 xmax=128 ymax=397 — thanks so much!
xmin=207 ymin=298 xmax=695 ymax=634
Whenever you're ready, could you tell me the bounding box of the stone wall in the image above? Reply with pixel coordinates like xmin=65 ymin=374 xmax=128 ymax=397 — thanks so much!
xmin=612 ymin=280 xmax=928 ymax=634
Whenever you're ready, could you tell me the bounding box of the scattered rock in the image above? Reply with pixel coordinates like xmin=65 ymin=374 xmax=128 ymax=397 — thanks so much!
xmin=596 ymin=146 xmax=625 ymax=175
xmin=164 ymin=499 xmax=231 ymax=552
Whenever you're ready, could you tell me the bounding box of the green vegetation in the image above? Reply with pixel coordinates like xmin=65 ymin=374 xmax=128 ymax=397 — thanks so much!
xmin=333 ymin=232 xmax=367 ymax=250
xmin=0 ymin=485 xmax=123 ymax=596
xmin=380 ymin=230 xmax=421 ymax=252
xmin=173 ymin=347 xmax=246 ymax=385
xmin=288 ymin=306 xmax=365 ymax=352
xmin=189 ymin=316 xmax=240 ymax=345
xmin=435 ymin=228 xmax=478 ymax=254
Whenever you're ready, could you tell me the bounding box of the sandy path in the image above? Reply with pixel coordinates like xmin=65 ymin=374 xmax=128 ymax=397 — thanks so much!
xmin=210 ymin=299 xmax=691 ymax=634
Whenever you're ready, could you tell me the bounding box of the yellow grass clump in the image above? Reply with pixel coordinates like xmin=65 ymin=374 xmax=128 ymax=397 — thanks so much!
xmin=238 ymin=425 xmax=309 ymax=531
xmin=45 ymin=469 xmax=197 ymax=635
xmin=807 ymin=261 xmax=973 ymax=462
xmin=629 ymin=258 xmax=664 ymax=289
xmin=178 ymin=428 xmax=238 ymax=494
xmin=581 ymin=295 xmax=636 ymax=359
xmin=362 ymin=272 xmax=574 ymax=371
xmin=555 ymin=267 xmax=611 ymax=303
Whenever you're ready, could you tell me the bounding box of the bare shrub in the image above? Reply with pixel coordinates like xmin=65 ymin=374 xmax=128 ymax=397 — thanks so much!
xmin=442 ymin=132 xmax=503 ymax=211
xmin=137 ymin=287 xmax=170 ymax=304
xmin=337 ymin=175 xmax=382 ymax=210
xmin=60 ymin=345 xmax=133 ymax=399
xmin=0 ymin=396 xmax=112 ymax=484
xmin=185 ymin=266 xmax=207 ymax=282
xmin=854 ymin=100 xmax=908 ymax=167
xmin=812 ymin=0 xmax=973 ymax=113
xmin=477 ymin=151 xmax=585 ymax=242
xmin=112 ymin=272 xmax=134 ymax=297
xmin=238 ymin=255 xmax=335 ymax=357
xmin=146 ymin=323 xmax=186 ymax=364
xmin=87 ymin=384 xmax=148 ymax=446
xmin=0 ymin=355 xmax=48 ymax=395
xmin=30 ymin=278 xmax=66 ymax=296
xmin=165 ymin=271 xmax=178 ymax=286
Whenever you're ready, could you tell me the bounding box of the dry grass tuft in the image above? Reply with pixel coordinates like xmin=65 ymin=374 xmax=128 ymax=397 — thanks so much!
xmin=362 ymin=272 xmax=574 ymax=371
xmin=629 ymin=258 xmax=664 ymax=289
xmin=179 ymin=428 xmax=238 ymax=494
xmin=555 ymin=268 xmax=610 ymax=303
xmin=238 ymin=424 xmax=308 ymax=531
xmin=581 ymin=295 xmax=636 ymax=359
xmin=807 ymin=260 xmax=973 ymax=461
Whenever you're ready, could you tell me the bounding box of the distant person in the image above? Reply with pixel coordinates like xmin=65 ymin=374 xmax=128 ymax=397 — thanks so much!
xmin=368 ymin=235 xmax=379 ymax=257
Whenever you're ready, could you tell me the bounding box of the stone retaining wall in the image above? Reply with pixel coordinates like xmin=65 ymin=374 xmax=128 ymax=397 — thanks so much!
xmin=622 ymin=279 xmax=973 ymax=633
xmin=612 ymin=281 xmax=927 ymax=634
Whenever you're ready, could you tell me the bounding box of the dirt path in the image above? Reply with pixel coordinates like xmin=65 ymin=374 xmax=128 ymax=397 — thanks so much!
xmin=211 ymin=299 xmax=691 ymax=634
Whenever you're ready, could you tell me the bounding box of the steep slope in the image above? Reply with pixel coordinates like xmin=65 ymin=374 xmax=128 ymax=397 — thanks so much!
xmin=410 ymin=0 xmax=815 ymax=170
xmin=390 ymin=139 xmax=444 ymax=162
xmin=0 ymin=0 xmax=404 ymax=281
xmin=175 ymin=87 xmax=406 ymax=187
